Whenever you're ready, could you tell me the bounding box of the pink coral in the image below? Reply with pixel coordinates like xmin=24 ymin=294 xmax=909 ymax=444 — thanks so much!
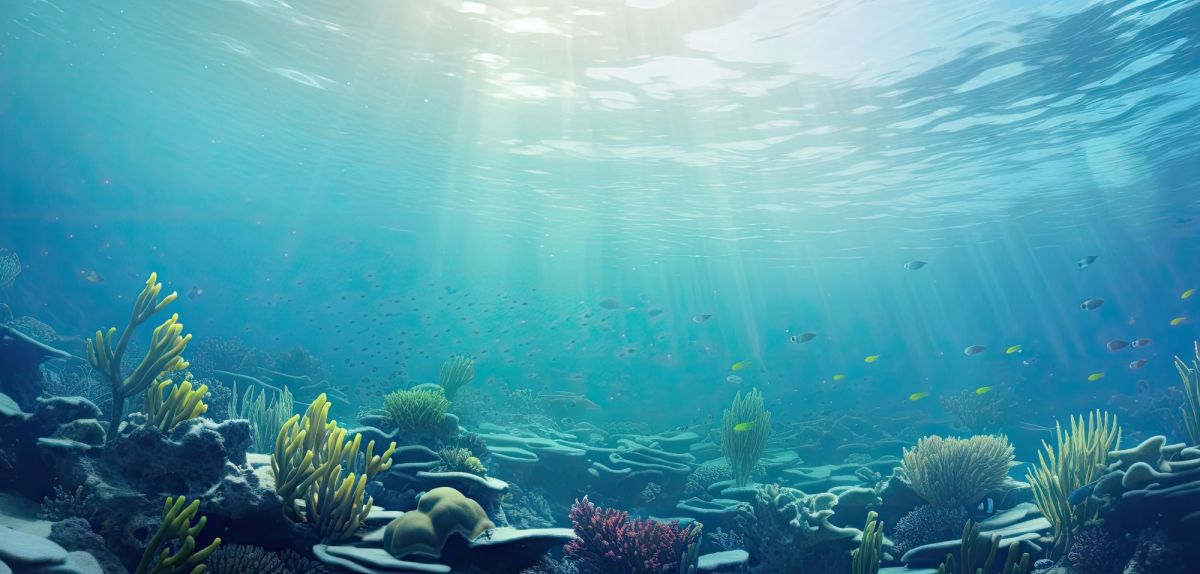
xmin=564 ymin=496 xmax=698 ymax=574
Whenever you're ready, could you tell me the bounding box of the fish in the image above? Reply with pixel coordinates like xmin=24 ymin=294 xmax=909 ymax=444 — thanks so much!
xmin=646 ymin=307 xmax=664 ymax=317
xmin=599 ymin=298 xmax=620 ymax=310
xmin=1005 ymin=345 xmax=1022 ymax=354
xmin=1080 ymin=298 xmax=1105 ymax=311
xmin=1171 ymin=316 xmax=1188 ymax=326
xmin=1183 ymin=289 xmax=1195 ymax=300
xmin=963 ymin=345 xmax=986 ymax=356
xmin=903 ymin=260 xmax=927 ymax=270
xmin=864 ymin=355 xmax=880 ymax=363
xmin=731 ymin=360 xmax=752 ymax=371
xmin=908 ymin=392 xmax=929 ymax=401
xmin=725 ymin=374 xmax=743 ymax=385
xmin=832 ymin=374 xmax=846 ymax=381
xmin=1087 ymin=372 xmax=1105 ymax=381
xmin=1131 ymin=338 xmax=1152 ymax=348
xmin=1106 ymin=339 xmax=1129 ymax=351
xmin=1077 ymin=256 xmax=1098 ymax=268
xmin=1022 ymin=357 xmax=1038 ymax=366
xmin=187 ymin=286 xmax=204 ymax=300
xmin=975 ymin=386 xmax=993 ymax=395
xmin=1129 ymin=359 xmax=1147 ymax=369
xmin=1179 ymin=217 xmax=1194 ymax=224
xmin=793 ymin=331 xmax=817 ymax=343
xmin=733 ymin=421 xmax=756 ymax=432
xmin=82 ymin=270 xmax=104 ymax=284
xmin=691 ymin=314 xmax=712 ymax=323
xmin=1067 ymin=479 xmax=1101 ymax=506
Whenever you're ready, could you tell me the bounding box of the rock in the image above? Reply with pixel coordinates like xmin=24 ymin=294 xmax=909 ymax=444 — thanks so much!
xmin=48 ymin=519 xmax=127 ymax=574
xmin=0 ymin=524 xmax=67 ymax=565
xmin=30 ymin=398 xmax=101 ymax=433
xmin=0 ymin=393 xmax=29 ymax=424
xmin=697 ymin=549 xmax=749 ymax=572
xmin=50 ymin=421 xmax=105 ymax=448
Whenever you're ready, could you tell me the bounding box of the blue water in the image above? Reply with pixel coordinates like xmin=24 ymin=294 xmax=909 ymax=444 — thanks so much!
xmin=1 ymin=0 xmax=1199 ymax=434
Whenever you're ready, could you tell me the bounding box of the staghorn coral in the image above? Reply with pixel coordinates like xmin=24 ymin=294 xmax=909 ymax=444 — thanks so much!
xmin=889 ymin=505 xmax=969 ymax=556
xmin=901 ymin=434 xmax=1015 ymax=507
xmin=705 ymin=527 xmax=743 ymax=552
xmin=641 ymin=482 xmax=662 ymax=504
xmin=722 ymin=388 xmax=772 ymax=487
xmin=565 ymin=496 xmax=700 ymax=574
xmin=437 ymin=446 xmax=488 ymax=477
xmin=736 ymin=484 xmax=861 ymax=574
xmin=379 ymin=387 xmax=451 ymax=435
xmin=0 ymin=247 xmax=20 ymax=288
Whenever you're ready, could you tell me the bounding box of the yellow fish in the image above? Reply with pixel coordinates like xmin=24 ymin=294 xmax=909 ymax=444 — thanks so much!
xmin=908 ymin=392 xmax=929 ymax=401
xmin=975 ymin=386 xmax=993 ymax=395
xmin=731 ymin=360 xmax=752 ymax=372
xmin=1087 ymin=372 xmax=1105 ymax=382
xmin=1183 ymin=289 xmax=1195 ymax=300
xmin=832 ymin=373 xmax=846 ymax=381
xmin=733 ymin=421 xmax=756 ymax=432
xmin=864 ymin=355 xmax=881 ymax=363
xmin=1005 ymin=345 xmax=1022 ymax=354
xmin=1171 ymin=317 xmax=1188 ymax=326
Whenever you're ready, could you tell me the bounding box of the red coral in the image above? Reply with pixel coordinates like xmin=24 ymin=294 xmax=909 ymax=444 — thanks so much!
xmin=565 ymin=496 xmax=698 ymax=574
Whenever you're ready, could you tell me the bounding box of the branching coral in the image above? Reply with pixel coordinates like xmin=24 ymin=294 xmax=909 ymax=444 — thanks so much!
xmin=735 ymin=484 xmax=860 ymax=573
xmin=134 ymin=495 xmax=221 ymax=574
xmin=564 ymin=496 xmax=700 ymax=574
xmin=379 ymin=387 xmax=451 ymax=434
xmin=231 ymin=384 xmax=294 ymax=453
xmin=437 ymin=447 xmax=487 ymax=477
xmin=142 ymin=378 xmax=209 ymax=431
xmin=272 ymin=393 xmax=396 ymax=542
xmin=88 ymin=272 xmax=192 ymax=434
xmin=438 ymin=354 xmax=475 ymax=400
xmin=901 ymin=435 xmax=1015 ymax=507
xmin=1025 ymin=410 xmax=1120 ymax=558
xmin=721 ymin=388 xmax=772 ymax=487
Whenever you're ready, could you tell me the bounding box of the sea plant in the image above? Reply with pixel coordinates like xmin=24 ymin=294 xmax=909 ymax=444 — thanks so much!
xmin=1173 ymin=341 xmax=1200 ymax=444
xmin=272 ymin=393 xmax=397 ymax=542
xmin=88 ymin=272 xmax=191 ymax=434
xmin=851 ymin=511 xmax=884 ymax=574
xmin=231 ymin=384 xmax=294 ymax=453
xmin=721 ymin=388 xmax=772 ymax=487
xmin=135 ymin=495 xmax=221 ymax=574
xmin=438 ymin=354 xmax=475 ymax=400
xmin=379 ymin=387 xmax=451 ymax=434
xmin=1025 ymin=410 xmax=1121 ymax=559
xmin=900 ymin=434 xmax=1015 ymax=507
xmin=935 ymin=520 xmax=1030 ymax=574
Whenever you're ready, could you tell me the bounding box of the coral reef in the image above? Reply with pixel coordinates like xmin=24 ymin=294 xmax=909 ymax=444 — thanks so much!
xmin=721 ymin=388 xmax=772 ymax=487
xmin=502 ymin=484 xmax=557 ymax=529
xmin=439 ymin=354 xmax=476 ymax=399
xmin=735 ymin=484 xmax=861 ymax=573
xmin=437 ymin=446 xmax=488 ymax=476
xmin=901 ymin=434 xmax=1015 ymax=507
xmin=383 ymin=486 xmax=496 ymax=559
xmin=939 ymin=389 xmax=1011 ymax=433
xmin=564 ymin=496 xmax=700 ymax=574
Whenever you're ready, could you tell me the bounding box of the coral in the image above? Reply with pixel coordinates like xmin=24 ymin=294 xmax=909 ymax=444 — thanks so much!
xmin=383 ymin=486 xmax=496 ymax=559
xmin=9 ymin=315 xmax=58 ymax=344
xmin=275 ymin=345 xmax=323 ymax=378
xmin=0 ymin=246 xmax=20 ymax=287
xmin=939 ymin=389 xmax=1010 ymax=433
xmin=1122 ymin=529 xmax=1182 ymax=574
xmin=142 ymin=378 xmax=209 ymax=431
xmin=705 ymin=527 xmax=743 ymax=552
xmin=272 ymin=393 xmax=396 ymax=542
xmin=134 ymin=495 xmax=221 ymax=574
xmin=685 ymin=461 xmax=732 ymax=497
xmin=1173 ymin=341 xmax=1200 ymax=444
xmin=379 ymin=387 xmax=451 ymax=434
xmin=1025 ymin=410 xmax=1120 ymax=558
xmin=437 ymin=446 xmax=488 ymax=476
xmin=1065 ymin=526 xmax=1127 ymax=574
xmin=901 ymin=434 xmax=1015 ymax=507
xmin=935 ymin=520 xmax=1030 ymax=574
xmin=641 ymin=481 xmax=662 ymax=503
xmin=200 ymin=378 xmax=232 ymax=421
xmin=278 ymin=548 xmax=328 ymax=574
xmin=0 ymin=321 xmax=72 ymax=410
xmin=42 ymin=361 xmax=113 ymax=411
xmin=520 ymin=556 xmax=580 ymax=574
xmin=88 ymin=272 xmax=192 ymax=434
xmin=188 ymin=337 xmax=270 ymax=379
xmin=453 ymin=429 xmax=491 ymax=460
xmin=736 ymin=484 xmax=863 ymax=573
xmin=564 ymin=496 xmax=700 ymax=574
xmin=889 ymin=505 xmax=969 ymax=556
xmin=852 ymin=511 xmax=884 ymax=574
xmin=231 ymin=384 xmax=294 ymax=453
xmin=438 ymin=354 xmax=476 ymax=399
xmin=721 ymin=388 xmax=772 ymax=487
xmin=502 ymin=485 xmax=556 ymax=530
xmin=39 ymin=484 xmax=96 ymax=521
xmin=206 ymin=544 xmax=327 ymax=574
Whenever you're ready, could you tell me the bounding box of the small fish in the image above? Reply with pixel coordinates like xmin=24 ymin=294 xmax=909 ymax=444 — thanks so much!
xmin=832 ymin=374 xmax=846 ymax=381
xmin=903 ymin=260 xmax=927 ymax=270
xmin=908 ymin=392 xmax=929 ymax=401
xmin=1067 ymin=480 xmax=1099 ymax=506
xmin=732 ymin=421 xmax=756 ymax=432
xmin=187 ymin=286 xmax=204 ymax=300
xmin=963 ymin=345 xmax=986 ymax=356
xmin=731 ymin=360 xmax=752 ymax=372
xmin=975 ymin=386 xmax=993 ymax=395
xmin=725 ymin=374 xmax=743 ymax=385
xmin=1178 ymin=217 xmax=1194 ymax=224
xmin=1183 ymin=289 xmax=1195 ymax=300
xmin=1077 ymin=255 xmax=1098 ymax=268
xmin=1171 ymin=316 xmax=1188 ymax=326
xmin=1129 ymin=359 xmax=1147 ymax=370
xmin=864 ymin=355 xmax=880 ymax=363
xmin=1131 ymin=338 xmax=1152 ymax=348
xmin=1080 ymin=298 xmax=1105 ymax=311
xmin=1106 ymin=339 xmax=1129 ymax=351
xmin=83 ymin=270 xmax=104 ymax=284
xmin=1005 ymin=344 xmax=1022 ymax=354
xmin=599 ymin=298 xmax=620 ymax=310
xmin=691 ymin=314 xmax=712 ymax=324
xmin=1087 ymin=372 xmax=1105 ymax=381
xmin=794 ymin=331 xmax=817 ymax=343
xmin=646 ymin=307 xmax=664 ymax=317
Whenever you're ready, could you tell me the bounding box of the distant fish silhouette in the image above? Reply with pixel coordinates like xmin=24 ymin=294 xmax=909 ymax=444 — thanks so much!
xmin=1106 ymin=339 xmax=1129 ymax=351
xmin=691 ymin=313 xmax=712 ymax=323
xmin=1077 ymin=255 xmax=1098 ymax=268
xmin=963 ymin=345 xmax=986 ymax=356
xmin=1080 ymin=298 xmax=1104 ymax=311
xmin=903 ymin=260 xmax=927 ymax=270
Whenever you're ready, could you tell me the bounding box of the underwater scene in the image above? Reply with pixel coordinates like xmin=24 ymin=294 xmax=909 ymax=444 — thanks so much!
xmin=1 ymin=0 xmax=1199 ymax=573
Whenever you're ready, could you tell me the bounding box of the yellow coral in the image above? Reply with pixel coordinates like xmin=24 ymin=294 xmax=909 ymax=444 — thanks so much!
xmin=134 ymin=496 xmax=220 ymax=574
xmin=382 ymin=487 xmax=494 ymax=559
xmin=142 ymin=378 xmax=209 ymax=431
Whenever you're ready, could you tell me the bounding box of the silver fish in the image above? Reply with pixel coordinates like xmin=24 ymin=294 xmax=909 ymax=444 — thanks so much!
xmin=1129 ymin=359 xmax=1147 ymax=369
xmin=692 ymin=314 xmax=712 ymax=323
xmin=1080 ymin=298 xmax=1104 ymax=311
xmin=1106 ymin=339 xmax=1129 ymax=351
xmin=1077 ymin=255 xmax=1098 ymax=268
xmin=1131 ymin=338 xmax=1152 ymax=348
xmin=963 ymin=345 xmax=987 ymax=356
xmin=904 ymin=260 xmax=927 ymax=270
